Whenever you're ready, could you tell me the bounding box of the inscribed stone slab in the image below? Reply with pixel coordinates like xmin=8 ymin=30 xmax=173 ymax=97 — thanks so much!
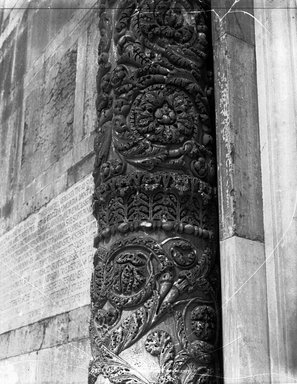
xmin=0 ymin=175 xmax=96 ymax=333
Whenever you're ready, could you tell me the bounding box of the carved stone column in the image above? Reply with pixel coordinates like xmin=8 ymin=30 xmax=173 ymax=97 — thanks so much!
xmin=89 ymin=1 xmax=220 ymax=383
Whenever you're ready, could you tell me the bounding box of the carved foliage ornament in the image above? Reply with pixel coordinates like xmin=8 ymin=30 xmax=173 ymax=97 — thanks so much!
xmin=93 ymin=172 xmax=216 ymax=243
xmin=90 ymin=237 xmax=217 ymax=382
xmin=91 ymin=0 xmax=220 ymax=383
xmin=93 ymin=0 xmax=215 ymax=186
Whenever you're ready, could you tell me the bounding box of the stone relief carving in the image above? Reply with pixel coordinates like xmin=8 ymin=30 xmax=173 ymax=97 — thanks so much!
xmin=91 ymin=0 xmax=220 ymax=383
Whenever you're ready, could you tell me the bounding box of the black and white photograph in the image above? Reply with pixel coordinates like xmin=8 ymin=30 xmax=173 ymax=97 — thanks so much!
xmin=0 ymin=0 xmax=296 ymax=383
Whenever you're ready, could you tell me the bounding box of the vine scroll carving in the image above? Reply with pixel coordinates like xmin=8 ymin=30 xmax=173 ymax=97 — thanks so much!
xmin=90 ymin=0 xmax=220 ymax=383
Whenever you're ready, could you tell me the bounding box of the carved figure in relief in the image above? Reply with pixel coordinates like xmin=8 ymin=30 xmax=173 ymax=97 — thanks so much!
xmin=91 ymin=0 xmax=220 ymax=383
xmin=89 ymin=237 xmax=218 ymax=383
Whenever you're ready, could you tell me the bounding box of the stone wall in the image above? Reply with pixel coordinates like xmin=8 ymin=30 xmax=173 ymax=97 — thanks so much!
xmin=255 ymin=1 xmax=297 ymax=382
xmin=0 ymin=1 xmax=99 ymax=382
xmin=212 ymin=1 xmax=270 ymax=382
xmin=212 ymin=1 xmax=297 ymax=382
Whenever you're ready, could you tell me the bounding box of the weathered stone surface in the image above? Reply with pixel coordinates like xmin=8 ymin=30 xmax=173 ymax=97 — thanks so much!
xmin=67 ymin=152 xmax=95 ymax=188
xmin=22 ymin=44 xmax=77 ymax=183
xmin=27 ymin=0 xmax=82 ymax=67
xmin=0 ymin=175 xmax=95 ymax=334
xmin=213 ymin=0 xmax=255 ymax=46
xmin=68 ymin=305 xmax=90 ymax=343
xmin=212 ymin=4 xmax=269 ymax=382
xmin=82 ymin=22 xmax=100 ymax=137
xmin=0 ymin=332 xmax=10 ymax=361
xmin=213 ymin=24 xmax=263 ymax=242
xmin=0 ymin=9 xmax=4 ymax=33
xmin=0 ymin=9 xmax=28 ymax=226
xmin=42 ymin=312 xmax=70 ymax=349
xmin=0 ymin=111 xmax=21 ymax=216
xmin=0 ymin=305 xmax=90 ymax=362
xmin=0 ymin=305 xmax=90 ymax=361
xmin=0 ymin=2 xmax=98 ymax=383
xmin=0 ymin=1 xmax=99 ymax=234
xmin=0 ymin=339 xmax=90 ymax=384
xmin=6 ymin=321 xmax=44 ymax=359
xmin=0 ymin=28 xmax=16 ymax=103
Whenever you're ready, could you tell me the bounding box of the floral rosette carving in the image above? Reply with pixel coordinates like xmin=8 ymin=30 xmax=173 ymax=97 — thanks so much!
xmin=113 ymin=83 xmax=216 ymax=176
xmin=103 ymin=0 xmax=216 ymax=179
xmin=90 ymin=0 xmax=220 ymax=383
xmin=130 ymin=86 xmax=198 ymax=146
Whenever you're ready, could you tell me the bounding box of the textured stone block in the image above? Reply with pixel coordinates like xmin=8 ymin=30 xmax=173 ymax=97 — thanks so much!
xmin=42 ymin=313 xmax=69 ymax=349
xmin=22 ymin=43 xmax=77 ymax=185
xmin=0 ymin=305 xmax=90 ymax=361
xmin=213 ymin=33 xmax=263 ymax=242
xmin=68 ymin=305 xmax=90 ymax=342
xmin=0 ymin=332 xmax=10 ymax=360
xmin=82 ymin=22 xmax=99 ymax=137
xmin=0 ymin=339 xmax=90 ymax=384
xmin=0 ymin=176 xmax=95 ymax=334
xmin=6 ymin=321 xmax=44 ymax=358
xmin=36 ymin=339 xmax=90 ymax=384
xmin=0 ymin=2 xmax=99 ymax=235
xmin=212 ymin=0 xmax=255 ymax=46
xmin=67 ymin=152 xmax=95 ymax=188
xmin=0 ymin=28 xmax=15 ymax=102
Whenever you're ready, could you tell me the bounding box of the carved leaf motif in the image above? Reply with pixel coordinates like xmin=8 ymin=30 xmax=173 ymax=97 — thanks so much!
xmin=127 ymin=192 xmax=150 ymax=221
xmin=145 ymin=330 xmax=175 ymax=382
xmin=109 ymin=196 xmax=126 ymax=226
xmin=89 ymin=345 xmax=150 ymax=384
xmin=152 ymin=192 xmax=178 ymax=222
xmin=175 ymin=310 xmax=189 ymax=350
xmin=109 ymin=0 xmax=215 ymax=175
xmin=173 ymin=350 xmax=192 ymax=377
xmin=107 ymin=291 xmax=160 ymax=354
xmin=91 ymin=0 xmax=219 ymax=383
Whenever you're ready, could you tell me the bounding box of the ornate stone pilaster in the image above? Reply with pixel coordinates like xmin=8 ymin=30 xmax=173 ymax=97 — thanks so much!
xmin=89 ymin=1 xmax=221 ymax=383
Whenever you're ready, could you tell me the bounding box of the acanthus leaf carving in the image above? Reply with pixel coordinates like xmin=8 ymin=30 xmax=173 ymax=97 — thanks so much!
xmin=91 ymin=0 xmax=220 ymax=383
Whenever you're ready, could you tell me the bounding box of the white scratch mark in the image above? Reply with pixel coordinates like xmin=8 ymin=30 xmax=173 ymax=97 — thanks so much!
xmin=209 ymin=0 xmax=270 ymax=34
xmin=220 ymin=0 xmax=241 ymax=22
xmin=213 ymin=335 xmax=242 ymax=352
xmin=229 ymin=10 xmax=270 ymax=33
xmin=223 ymin=191 xmax=297 ymax=308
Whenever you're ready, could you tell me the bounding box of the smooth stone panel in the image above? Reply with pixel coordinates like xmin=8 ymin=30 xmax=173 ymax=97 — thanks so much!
xmin=220 ymin=236 xmax=270 ymax=383
xmin=255 ymin=2 xmax=297 ymax=382
xmin=0 ymin=339 xmax=90 ymax=384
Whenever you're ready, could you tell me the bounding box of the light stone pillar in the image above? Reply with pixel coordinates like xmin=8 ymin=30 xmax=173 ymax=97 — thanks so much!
xmin=212 ymin=1 xmax=270 ymax=382
xmin=255 ymin=1 xmax=297 ymax=383
xmin=89 ymin=1 xmax=221 ymax=384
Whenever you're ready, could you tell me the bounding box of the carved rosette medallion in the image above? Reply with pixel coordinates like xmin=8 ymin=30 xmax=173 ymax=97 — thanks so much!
xmin=90 ymin=0 xmax=220 ymax=383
